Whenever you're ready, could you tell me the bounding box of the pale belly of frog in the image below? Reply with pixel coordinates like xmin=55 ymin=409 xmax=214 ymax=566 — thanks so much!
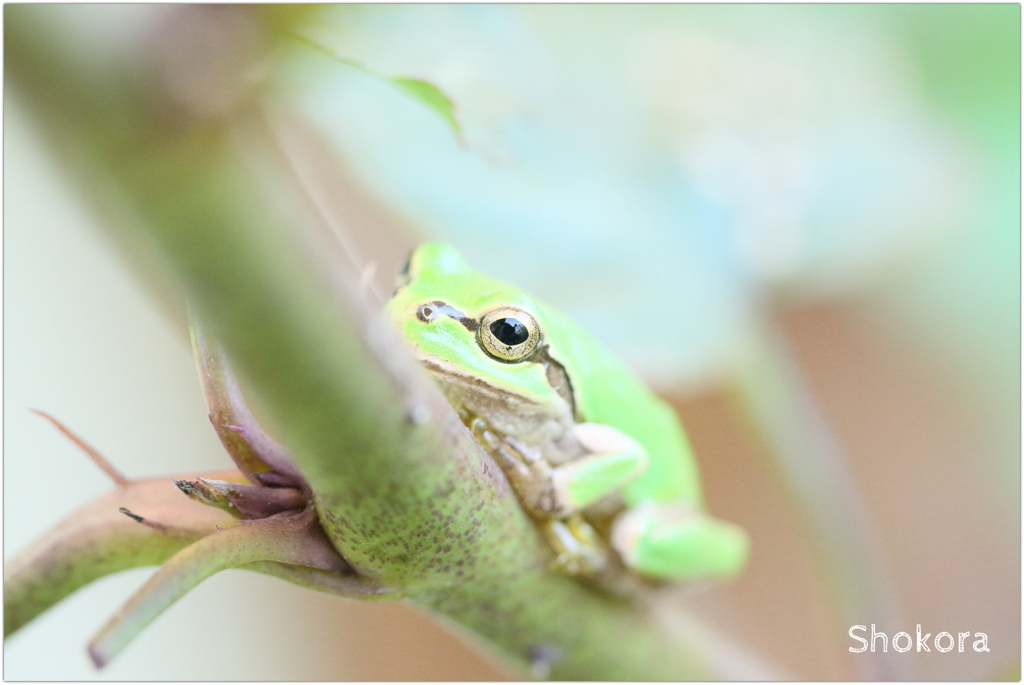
xmin=434 ymin=377 xmax=642 ymax=577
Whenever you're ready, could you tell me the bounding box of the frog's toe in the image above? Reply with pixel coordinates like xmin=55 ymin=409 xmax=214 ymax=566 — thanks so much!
xmin=611 ymin=502 xmax=748 ymax=581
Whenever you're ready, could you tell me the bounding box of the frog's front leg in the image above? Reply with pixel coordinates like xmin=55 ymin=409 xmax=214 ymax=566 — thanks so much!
xmin=610 ymin=501 xmax=749 ymax=581
xmin=490 ymin=422 xmax=648 ymax=519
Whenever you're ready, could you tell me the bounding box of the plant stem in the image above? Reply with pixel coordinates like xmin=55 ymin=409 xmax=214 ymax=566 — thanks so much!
xmin=5 ymin=6 xmax=773 ymax=679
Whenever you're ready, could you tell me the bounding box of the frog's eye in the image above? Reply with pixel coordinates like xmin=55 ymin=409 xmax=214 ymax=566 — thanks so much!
xmin=478 ymin=307 xmax=541 ymax=363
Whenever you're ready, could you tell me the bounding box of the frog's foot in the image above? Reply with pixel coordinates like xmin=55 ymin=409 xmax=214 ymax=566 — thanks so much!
xmin=610 ymin=501 xmax=748 ymax=581
xmin=506 ymin=422 xmax=648 ymax=518
xmin=541 ymin=514 xmax=608 ymax=575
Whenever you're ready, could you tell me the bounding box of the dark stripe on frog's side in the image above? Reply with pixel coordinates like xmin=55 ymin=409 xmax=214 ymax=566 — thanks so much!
xmin=532 ymin=346 xmax=579 ymax=422
xmin=424 ymin=300 xmax=579 ymax=419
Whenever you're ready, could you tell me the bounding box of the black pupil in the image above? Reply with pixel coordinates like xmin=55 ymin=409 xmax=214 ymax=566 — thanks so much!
xmin=490 ymin=318 xmax=529 ymax=346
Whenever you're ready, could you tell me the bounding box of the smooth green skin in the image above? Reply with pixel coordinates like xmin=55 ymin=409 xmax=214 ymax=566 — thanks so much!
xmin=387 ymin=243 xmax=748 ymax=581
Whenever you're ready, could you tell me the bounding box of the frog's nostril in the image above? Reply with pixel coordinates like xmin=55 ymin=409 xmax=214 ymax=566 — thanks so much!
xmin=417 ymin=304 xmax=437 ymax=322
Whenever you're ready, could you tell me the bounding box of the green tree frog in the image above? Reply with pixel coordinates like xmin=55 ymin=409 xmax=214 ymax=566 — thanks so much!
xmin=387 ymin=243 xmax=748 ymax=582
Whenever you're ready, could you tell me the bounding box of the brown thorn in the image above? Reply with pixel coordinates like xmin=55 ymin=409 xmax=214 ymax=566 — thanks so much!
xmin=118 ymin=507 xmax=144 ymax=523
xmin=118 ymin=507 xmax=176 ymax=534
xmin=30 ymin=409 xmax=131 ymax=488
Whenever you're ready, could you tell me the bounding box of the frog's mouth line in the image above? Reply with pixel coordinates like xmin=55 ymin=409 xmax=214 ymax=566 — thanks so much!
xmin=418 ymin=357 xmax=540 ymax=405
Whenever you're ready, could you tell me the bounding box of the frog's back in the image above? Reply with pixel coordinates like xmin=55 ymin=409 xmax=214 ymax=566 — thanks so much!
xmin=537 ymin=304 xmax=705 ymax=508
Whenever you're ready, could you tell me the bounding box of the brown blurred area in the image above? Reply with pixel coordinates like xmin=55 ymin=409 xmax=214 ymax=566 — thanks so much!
xmin=679 ymin=302 xmax=1019 ymax=681
xmin=250 ymin=300 xmax=1017 ymax=681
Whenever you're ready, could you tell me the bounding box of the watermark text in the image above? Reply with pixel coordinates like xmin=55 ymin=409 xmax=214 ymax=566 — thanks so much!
xmin=849 ymin=625 xmax=989 ymax=653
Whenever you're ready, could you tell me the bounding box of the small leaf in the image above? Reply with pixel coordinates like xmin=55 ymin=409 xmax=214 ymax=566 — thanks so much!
xmin=388 ymin=77 xmax=462 ymax=138
xmin=291 ymin=32 xmax=463 ymax=140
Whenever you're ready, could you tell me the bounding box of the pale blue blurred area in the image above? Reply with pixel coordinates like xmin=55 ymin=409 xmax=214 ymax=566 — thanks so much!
xmin=289 ymin=4 xmax=988 ymax=389
xmin=286 ymin=5 xmax=1019 ymax=528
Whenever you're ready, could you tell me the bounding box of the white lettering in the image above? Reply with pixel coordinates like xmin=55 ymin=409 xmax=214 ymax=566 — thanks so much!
xmin=849 ymin=625 xmax=868 ymax=653
xmin=917 ymin=625 xmax=931 ymax=652
xmin=849 ymin=626 xmax=991 ymax=655
xmin=871 ymin=624 xmax=888 ymax=653
xmin=892 ymin=632 xmax=912 ymax=653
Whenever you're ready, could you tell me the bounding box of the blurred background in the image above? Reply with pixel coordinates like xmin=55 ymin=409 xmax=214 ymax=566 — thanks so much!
xmin=4 ymin=5 xmax=1018 ymax=680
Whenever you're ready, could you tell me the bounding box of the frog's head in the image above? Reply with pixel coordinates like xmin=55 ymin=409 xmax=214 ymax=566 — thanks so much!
xmin=387 ymin=243 xmax=567 ymax=411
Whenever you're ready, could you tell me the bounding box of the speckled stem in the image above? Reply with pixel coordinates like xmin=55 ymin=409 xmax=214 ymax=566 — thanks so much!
xmin=5 ymin=7 xmax=770 ymax=679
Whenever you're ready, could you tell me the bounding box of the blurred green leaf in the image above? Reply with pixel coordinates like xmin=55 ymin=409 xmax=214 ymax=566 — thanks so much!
xmin=387 ymin=77 xmax=461 ymax=138
xmin=291 ymin=32 xmax=463 ymax=138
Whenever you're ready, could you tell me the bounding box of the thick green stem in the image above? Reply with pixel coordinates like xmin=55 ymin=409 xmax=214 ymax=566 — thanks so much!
xmin=5 ymin=6 xmax=769 ymax=679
